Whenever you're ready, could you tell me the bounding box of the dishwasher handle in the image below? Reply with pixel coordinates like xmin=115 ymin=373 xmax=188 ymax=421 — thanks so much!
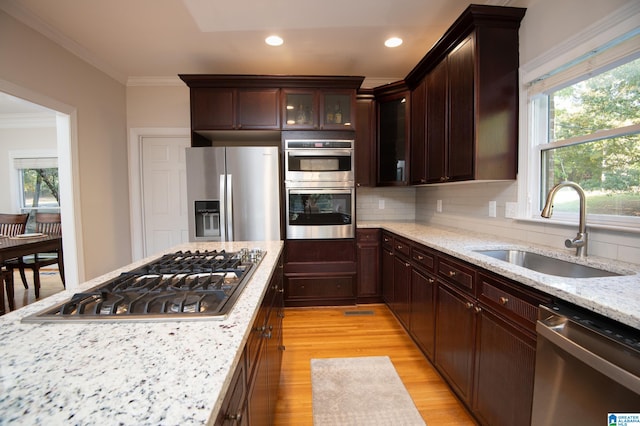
xmin=537 ymin=318 xmax=640 ymax=395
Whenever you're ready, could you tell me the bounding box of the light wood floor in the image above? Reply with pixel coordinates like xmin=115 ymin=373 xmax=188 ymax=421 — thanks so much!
xmin=273 ymin=304 xmax=477 ymax=425
xmin=2 ymin=268 xmax=65 ymax=313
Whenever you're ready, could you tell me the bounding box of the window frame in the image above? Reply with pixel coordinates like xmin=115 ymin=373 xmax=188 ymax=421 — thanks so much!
xmin=518 ymin=6 xmax=640 ymax=233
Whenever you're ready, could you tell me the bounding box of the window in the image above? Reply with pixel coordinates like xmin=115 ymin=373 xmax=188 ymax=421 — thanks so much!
xmin=527 ymin=30 xmax=640 ymax=230
xmin=13 ymin=156 xmax=60 ymax=212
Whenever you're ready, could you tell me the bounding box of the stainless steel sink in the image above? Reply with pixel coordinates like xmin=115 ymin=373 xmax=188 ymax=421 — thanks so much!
xmin=474 ymin=249 xmax=623 ymax=278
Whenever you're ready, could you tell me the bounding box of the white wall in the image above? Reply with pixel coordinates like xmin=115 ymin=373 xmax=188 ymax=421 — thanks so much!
xmin=0 ymin=10 xmax=131 ymax=280
xmin=0 ymin=125 xmax=57 ymax=212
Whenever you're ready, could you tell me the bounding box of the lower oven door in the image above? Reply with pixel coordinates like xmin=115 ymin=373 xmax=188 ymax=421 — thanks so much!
xmin=285 ymin=186 xmax=354 ymax=239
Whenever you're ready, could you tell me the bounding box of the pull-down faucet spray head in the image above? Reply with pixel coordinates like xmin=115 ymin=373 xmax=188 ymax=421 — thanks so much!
xmin=541 ymin=181 xmax=588 ymax=257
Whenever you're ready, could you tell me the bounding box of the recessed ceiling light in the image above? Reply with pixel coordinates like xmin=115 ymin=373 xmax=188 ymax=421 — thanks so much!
xmin=384 ymin=37 xmax=403 ymax=48
xmin=265 ymin=35 xmax=284 ymax=46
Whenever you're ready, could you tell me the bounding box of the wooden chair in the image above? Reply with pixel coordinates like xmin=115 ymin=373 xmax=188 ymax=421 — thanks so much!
xmin=0 ymin=213 xmax=28 ymax=237
xmin=0 ymin=213 xmax=27 ymax=311
xmin=5 ymin=212 xmax=65 ymax=299
xmin=1 ymin=267 xmax=15 ymax=313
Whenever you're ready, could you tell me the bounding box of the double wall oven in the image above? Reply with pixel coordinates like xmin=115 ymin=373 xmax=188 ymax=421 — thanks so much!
xmin=284 ymin=137 xmax=355 ymax=239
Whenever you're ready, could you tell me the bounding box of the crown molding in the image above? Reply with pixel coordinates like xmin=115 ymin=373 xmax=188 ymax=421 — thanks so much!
xmin=127 ymin=76 xmax=186 ymax=87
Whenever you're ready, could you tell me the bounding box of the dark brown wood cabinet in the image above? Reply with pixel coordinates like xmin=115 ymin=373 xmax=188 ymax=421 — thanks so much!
xmin=408 ymin=244 xmax=437 ymax=359
xmin=407 ymin=5 xmax=525 ymax=184
xmin=216 ymin=350 xmax=248 ymax=425
xmin=179 ymin=75 xmax=364 ymax=146
xmin=283 ymin=239 xmax=357 ymax=306
xmin=376 ymin=228 xmax=550 ymax=426
xmin=190 ymin=87 xmax=280 ymax=131
xmin=375 ymin=82 xmax=410 ymax=186
xmin=282 ymin=88 xmax=357 ymax=130
xmin=409 ymin=79 xmax=427 ymax=184
xmin=381 ymin=233 xmax=394 ymax=305
xmin=355 ymin=90 xmax=376 ymax=187
xmin=435 ymin=281 xmax=477 ymax=403
xmin=220 ymin=254 xmax=284 ymax=426
xmin=425 ymin=60 xmax=448 ymax=183
xmin=356 ymin=229 xmax=382 ymax=303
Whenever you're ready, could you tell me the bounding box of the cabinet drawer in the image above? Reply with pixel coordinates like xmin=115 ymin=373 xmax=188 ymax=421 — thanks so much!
xmin=411 ymin=245 xmax=435 ymax=272
xmin=393 ymin=237 xmax=411 ymax=259
xmin=357 ymin=228 xmax=381 ymax=243
xmin=438 ymin=256 xmax=475 ymax=293
xmin=286 ymin=275 xmax=354 ymax=299
xmin=477 ymin=272 xmax=549 ymax=332
xmin=381 ymin=232 xmax=393 ymax=251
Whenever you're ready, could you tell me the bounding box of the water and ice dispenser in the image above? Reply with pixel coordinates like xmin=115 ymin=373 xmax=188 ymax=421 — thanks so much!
xmin=194 ymin=200 xmax=221 ymax=238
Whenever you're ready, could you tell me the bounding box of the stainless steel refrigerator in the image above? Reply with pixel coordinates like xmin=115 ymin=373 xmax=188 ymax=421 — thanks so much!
xmin=186 ymin=146 xmax=281 ymax=242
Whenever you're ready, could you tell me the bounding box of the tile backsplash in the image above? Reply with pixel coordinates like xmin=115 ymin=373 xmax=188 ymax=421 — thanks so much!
xmin=356 ymin=181 xmax=640 ymax=265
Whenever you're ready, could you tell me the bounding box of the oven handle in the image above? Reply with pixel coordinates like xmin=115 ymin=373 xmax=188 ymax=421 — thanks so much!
xmin=286 ymin=148 xmax=353 ymax=157
xmin=536 ymin=317 xmax=640 ymax=394
xmin=286 ymin=187 xmax=353 ymax=195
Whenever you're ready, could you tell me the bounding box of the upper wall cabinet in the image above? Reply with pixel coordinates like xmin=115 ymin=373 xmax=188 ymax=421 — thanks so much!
xmin=406 ymin=5 xmax=526 ymax=184
xmin=375 ymin=82 xmax=410 ymax=186
xmin=180 ymin=75 xmax=364 ymax=146
xmin=282 ymin=89 xmax=356 ymax=130
xmin=355 ymin=90 xmax=376 ymax=187
xmin=190 ymin=87 xmax=280 ymax=131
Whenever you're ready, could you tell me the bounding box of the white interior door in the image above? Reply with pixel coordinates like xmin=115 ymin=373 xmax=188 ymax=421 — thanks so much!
xmin=141 ymin=136 xmax=189 ymax=256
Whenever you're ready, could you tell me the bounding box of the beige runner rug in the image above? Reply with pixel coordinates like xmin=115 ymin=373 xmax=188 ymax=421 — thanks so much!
xmin=311 ymin=356 xmax=426 ymax=426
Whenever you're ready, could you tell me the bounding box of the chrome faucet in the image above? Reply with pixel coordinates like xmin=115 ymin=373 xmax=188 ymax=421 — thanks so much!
xmin=541 ymin=181 xmax=588 ymax=257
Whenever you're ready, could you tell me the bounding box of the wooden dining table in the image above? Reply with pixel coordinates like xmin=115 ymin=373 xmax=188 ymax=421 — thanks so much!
xmin=0 ymin=234 xmax=64 ymax=314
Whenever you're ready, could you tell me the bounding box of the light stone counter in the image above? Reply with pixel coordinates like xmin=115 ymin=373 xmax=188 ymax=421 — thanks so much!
xmin=359 ymin=221 xmax=640 ymax=330
xmin=0 ymin=240 xmax=283 ymax=426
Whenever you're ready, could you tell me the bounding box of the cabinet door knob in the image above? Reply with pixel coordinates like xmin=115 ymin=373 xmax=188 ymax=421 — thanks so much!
xmin=474 ymin=306 xmax=482 ymax=314
xmin=448 ymin=270 xmax=457 ymax=277
xmin=465 ymin=302 xmax=474 ymax=309
xmin=427 ymin=278 xmax=435 ymax=284
xmin=499 ymin=296 xmax=509 ymax=305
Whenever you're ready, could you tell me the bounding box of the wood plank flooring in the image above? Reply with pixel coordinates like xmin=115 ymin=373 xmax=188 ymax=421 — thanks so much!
xmin=273 ymin=304 xmax=477 ymax=425
xmin=2 ymin=268 xmax=64 ymax=312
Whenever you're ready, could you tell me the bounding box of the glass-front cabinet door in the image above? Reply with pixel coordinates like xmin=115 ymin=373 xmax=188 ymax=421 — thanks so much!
xmin=377 ymin=90 xmax=410 ymax=185
xmin=283 ymin=90 xmax=315 ymax=128
xmin=320 ymin=92 xmax=354 ymax=129
xmin=283 ymin=89 xmax=355 ymax=130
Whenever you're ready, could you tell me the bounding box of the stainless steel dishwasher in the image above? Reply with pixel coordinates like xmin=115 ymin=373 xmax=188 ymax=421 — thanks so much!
xmin=532 ymin=303 xmax=640 ymax=426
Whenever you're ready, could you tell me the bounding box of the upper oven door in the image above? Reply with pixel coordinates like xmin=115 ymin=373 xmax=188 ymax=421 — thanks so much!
xmin=285 ymin=139 xmax=354 ymax=183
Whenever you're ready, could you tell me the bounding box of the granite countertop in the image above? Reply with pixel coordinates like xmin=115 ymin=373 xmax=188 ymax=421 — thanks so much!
xmin=0 ymin=240 xmax=283 ymax=426
xmin=359 ymin=221 xmax=640 ymax=330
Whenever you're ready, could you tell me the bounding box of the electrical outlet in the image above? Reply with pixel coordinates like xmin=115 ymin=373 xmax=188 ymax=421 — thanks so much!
xmin=489 ymin=201 xmax=497 ymax=218
xmin=378 ymin=199 xmax=385 ymax=209
xmin=505 ymin=202 xmax=517 ymax=218
xmin=436 ymin=199 xmax=443 ymax=213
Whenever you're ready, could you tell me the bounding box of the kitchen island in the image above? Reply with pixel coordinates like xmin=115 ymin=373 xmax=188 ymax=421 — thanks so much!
xmin=359 ymin=221 xmax=640 ymax=330
xmin=0 ymin=240 xmax=283 ymax=426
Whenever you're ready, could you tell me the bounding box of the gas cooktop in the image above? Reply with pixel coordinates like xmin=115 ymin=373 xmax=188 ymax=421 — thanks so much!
xmin=22 ymin=249 xmax=264 ymax=323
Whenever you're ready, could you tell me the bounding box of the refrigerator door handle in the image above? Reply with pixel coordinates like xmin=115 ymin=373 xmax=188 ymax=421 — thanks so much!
xmin=219 ymin=174 xmax=227 ymax=241
xmin=226 ymin=174 xmax=233 ymax=241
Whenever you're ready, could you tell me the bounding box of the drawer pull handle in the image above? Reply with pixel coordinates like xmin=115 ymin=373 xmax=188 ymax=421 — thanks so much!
xmin=417 ymin=255 xmax=424 ymax=260
xmin=397 ymin=245 xmax=403 ymax=250
xmin=499 ymin=296 xmax=509 ymax=305
xmin=448 ymin=270 xmax=457 ymax=277
xmin=225 ymin=413 xmax=242 ymax=421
